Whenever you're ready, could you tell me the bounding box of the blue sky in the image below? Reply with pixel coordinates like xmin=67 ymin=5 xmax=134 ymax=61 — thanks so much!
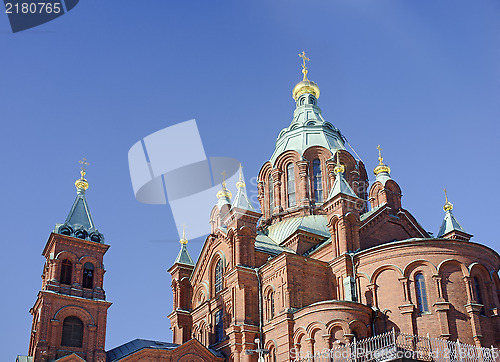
xmin=1 ymin=0 xmax=498 ymax=359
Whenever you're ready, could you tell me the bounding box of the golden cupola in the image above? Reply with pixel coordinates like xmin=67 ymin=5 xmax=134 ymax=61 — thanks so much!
xmin=75 ymin=158 xmax=89 ymax=191
xmin=373 ymin=145 xmax=391 ymax=176
xmin=292 ymin=51 xmax=320 ymax=101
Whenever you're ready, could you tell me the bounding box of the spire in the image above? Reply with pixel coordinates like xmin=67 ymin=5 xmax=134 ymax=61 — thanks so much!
xmin=54 ymin=159 xmax=104 ymax=243
xmin=216 ymin=171 xmax=232 ymax=210
xmin=327 ymin=152 xmax=359 ymax=200
xmin=232 ymin=166 xmax=256 ymax=212
xmin=443 ymin=188 xmax=453 ymax=212
xmin=174 ymin=225 xmax=194 ymax=265
xmin=437 ymin=189 xmax=470 ymax=239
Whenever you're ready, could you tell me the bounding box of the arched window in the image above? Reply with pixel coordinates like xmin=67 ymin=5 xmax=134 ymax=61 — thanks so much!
xmin=268 ymin=174 xmax=274 ymax=214
xmin=215 ymin=309 xmax=224 ymax=342
xmin=60 ymin=259 xmax=72 ymax=285
xmin=215 ymin=259 xmax=223 ymax=294
xmin=473 ymin=277 xmax=486 ymax=315
xmin=286 ymin=163 xmax=296 ymax=207
xmin=415 ymin=273 xmax=429 ymax=313
xmin=312 ymin=159 xmax=323 ymax=203
xmin=61 ymin=316 xmax=83 ymax=347
xmin=82 ymin=262 xmax=94 ymax=289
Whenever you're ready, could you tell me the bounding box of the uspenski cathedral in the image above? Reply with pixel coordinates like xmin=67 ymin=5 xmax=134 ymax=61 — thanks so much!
xmin=18 ymin=54 xmax=500 ymax=361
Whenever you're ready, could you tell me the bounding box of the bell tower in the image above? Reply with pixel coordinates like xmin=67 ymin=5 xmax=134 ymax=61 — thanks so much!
xmin=27 ymin=160 xmax=111 ymax=362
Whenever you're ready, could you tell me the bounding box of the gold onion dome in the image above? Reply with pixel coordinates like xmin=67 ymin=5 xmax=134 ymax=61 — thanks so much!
xmin=216 ymin=171 xmax=232 ymax=199
xmin=443 ymin=189 xmax=453 ymax=212
xmin=292 ymin=51 xmax=320 ymax=101
xmin=216 ymin=185 xmax=232 ymax=199
xmin=373 ymin=145 xmax=391 ymax=176
xmin=75 ymin=158 xmax=89 ymax=190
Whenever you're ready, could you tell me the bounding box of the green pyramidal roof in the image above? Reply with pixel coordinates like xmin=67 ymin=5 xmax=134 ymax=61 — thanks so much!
xmin=174 ymin=244 xmax=194 ymax=266
xmin=65 ymin=190 xmax=95 ymax=230
xmin=437 ymin=210 xmax=466 ymax=237
xmin=327 ymin=172 xmax=359 ymax=200
xmin=54 ymin=187 xmax=105 ymax=243
xmin=232 ymin=184 xmax=256 ymax=212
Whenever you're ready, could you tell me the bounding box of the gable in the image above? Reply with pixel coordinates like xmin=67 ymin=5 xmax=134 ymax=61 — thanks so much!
xmin=54 ymin=353 xmax=86 ymax=362
xmin=111 ymin=339 xmax=224 ymax=362
xmin=360 ymin=207 xmax=429 ymax=249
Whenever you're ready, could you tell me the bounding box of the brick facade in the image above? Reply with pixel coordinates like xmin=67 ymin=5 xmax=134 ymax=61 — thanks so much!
xmin=168 ymin=76 xmax=500 ymax=360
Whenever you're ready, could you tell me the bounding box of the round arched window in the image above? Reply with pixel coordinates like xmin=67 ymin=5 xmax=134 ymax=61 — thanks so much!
xmin=61 ymin=316 xmax=83 ymax=347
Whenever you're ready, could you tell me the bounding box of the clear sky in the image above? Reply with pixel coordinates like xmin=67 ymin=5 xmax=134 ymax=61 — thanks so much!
xmin=1 ymin=0 xmax=498 ymax=359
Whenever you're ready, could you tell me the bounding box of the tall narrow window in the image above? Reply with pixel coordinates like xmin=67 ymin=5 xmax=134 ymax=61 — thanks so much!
xmin=215 ymin=309 xmax=224 ymax=342
xmin=287 ymin=163 xmax=296 ymax=207
xmin=61 ymin=316 xmax=83 ymax=347
xmin=473 ymin=277 xmax=485 ymax=315
xmin=269 ymin=291 xmax=275 ymax=319
xmin=82 ymin=262 xmax=94 ymax=289
xmin=268 ymin=174 xmax=274 ymax=214
xmin=312 ymin=159 xmax=323 ymax=203
xmin=415 ymin=273 xmax=429 ymax=313
xmin=60 ymin=259 xmax=72 ymax=285
xmin=215 ymin=260 xmax=223 ymax=294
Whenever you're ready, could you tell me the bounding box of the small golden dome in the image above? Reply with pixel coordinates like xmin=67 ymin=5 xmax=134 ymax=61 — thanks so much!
xmin=293 ymin=51 xmax=320 ymax=101
xmin=374 ymin=145 xmax=391 ymax=176
xmin=292 ymin=79 xmax=320 ymax=101
xmin=374 ymin=164 xmax=391 ymax=176
xmin=75 ymin=170 xmax=89 ymax=190
xmin=216 ymin=181 xmax=232 ymax=200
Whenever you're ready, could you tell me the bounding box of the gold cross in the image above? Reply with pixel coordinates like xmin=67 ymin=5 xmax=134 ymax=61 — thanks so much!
xmin=377 ymin=145 xmax=383 ymax=163
xmin=221 ymin=171 xmax=227 ymax=182
xmin=298 ymin=51 xmax=309 ymax=70
xmin=79 ymin=157 xmax=89 ymax=171
xmin=444 ymin=188 xmax=449 ymax=203
xmin=78 ymin=158 xmax=89 ymax=177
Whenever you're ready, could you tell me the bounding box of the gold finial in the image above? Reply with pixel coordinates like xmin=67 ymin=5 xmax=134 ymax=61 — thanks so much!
xmin=298 ymin=51 xmax=310 ymax=81
xmin=180 ymin=224 xmax=188 ymax=245
xmin=373 ymin=145 xmax=391 ymax=176
xmin=216 ymin=171 xmax=232 ymax=199
xmin=75 ymin=158 xmax=89 ymax=190
xmin=236 ymin=165 xmax=245 ymax=188
xmin=443 ymin=188 xmax=453 ymax=212
xmin=333 ymin=151 xmax=345 ymax=174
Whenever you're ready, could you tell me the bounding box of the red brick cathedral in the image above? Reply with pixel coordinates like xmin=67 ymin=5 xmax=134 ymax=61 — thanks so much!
xmin=20 ymin=58 xmax=500 ymax=361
